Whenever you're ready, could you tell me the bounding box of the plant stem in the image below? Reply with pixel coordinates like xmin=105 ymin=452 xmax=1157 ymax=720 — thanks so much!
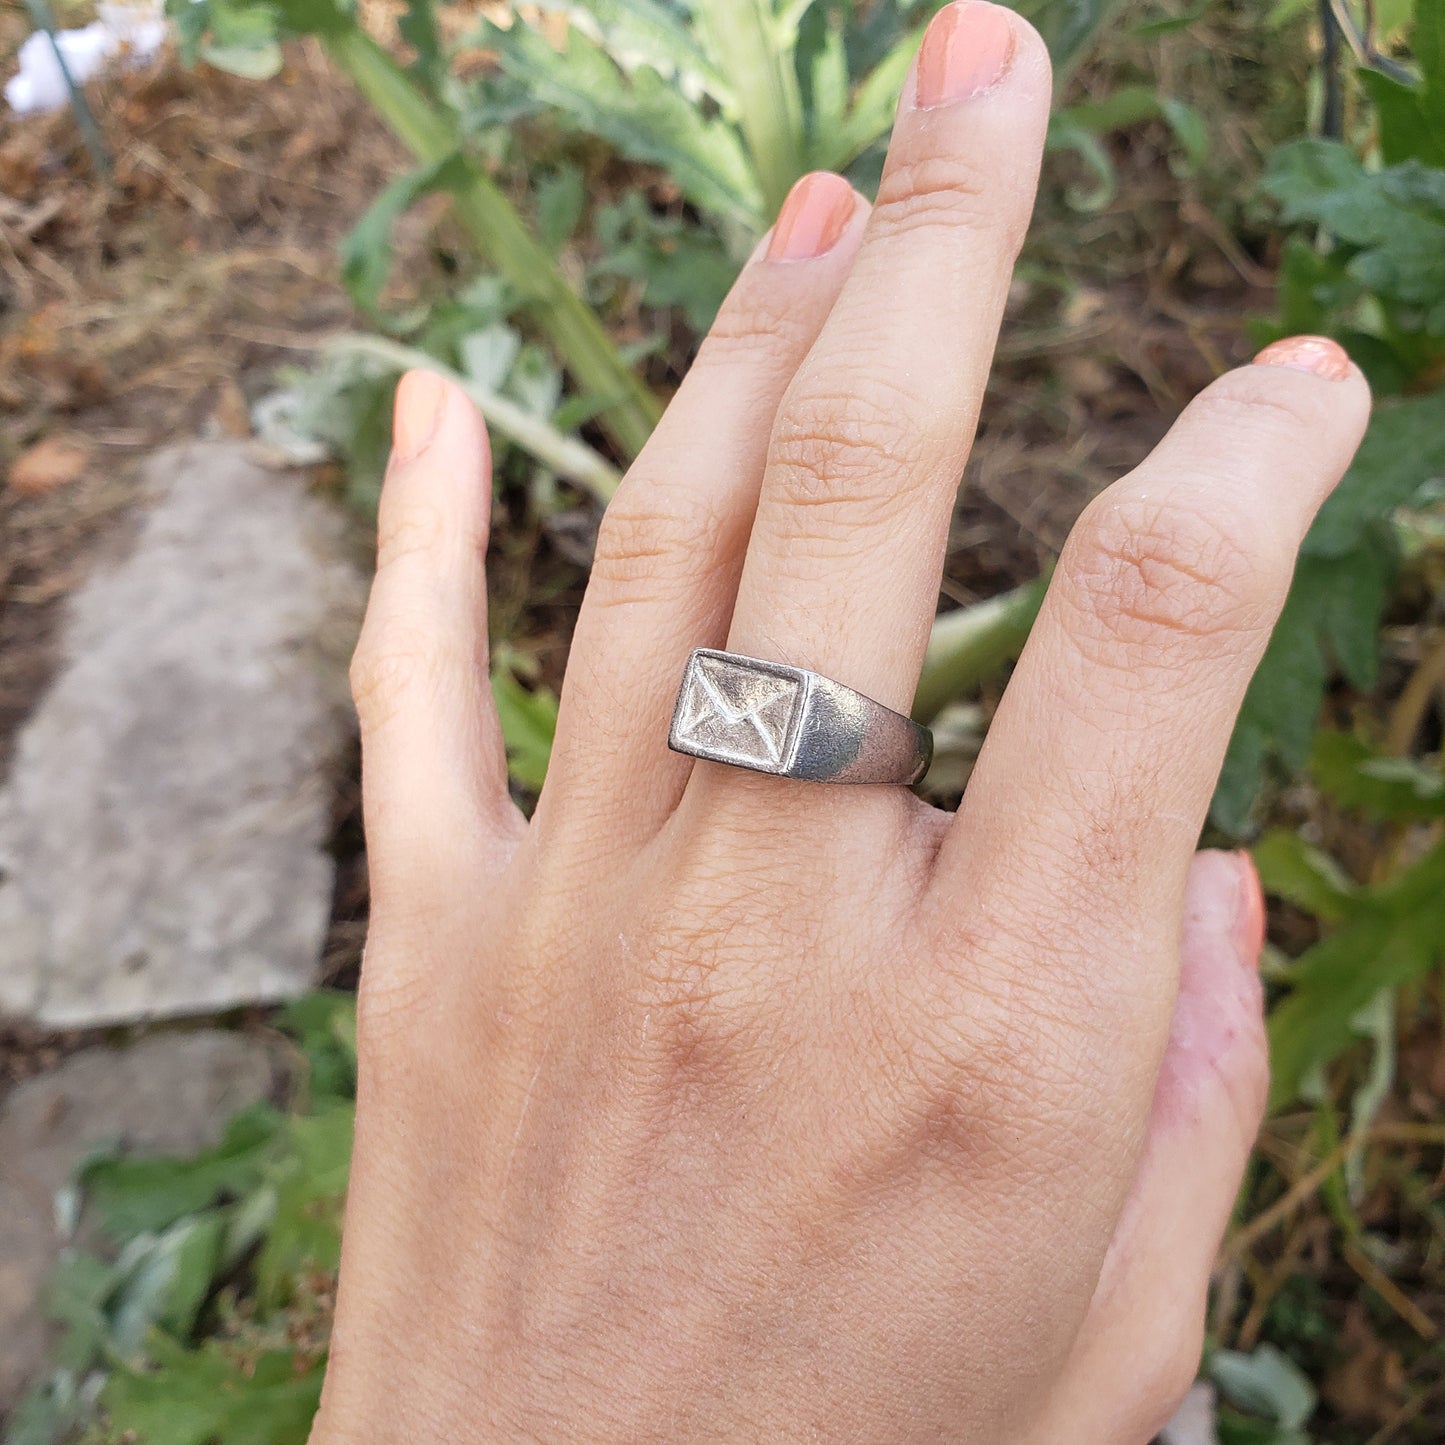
xmin=913 ymin=574 xmax=1050 ymax=724
xmin=23 ymin=0 xmax=110 ymax=176
xmin=330 ymin=334 xmax=625 ymax=502
xmin=322 ymin=28 xmax=661 ymax=461
xmin=697 ymin=0 xmax=805 ymax=221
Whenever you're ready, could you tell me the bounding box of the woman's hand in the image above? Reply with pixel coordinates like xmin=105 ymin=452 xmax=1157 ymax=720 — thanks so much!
xmin=313 ymin=3 xmax=1369 ymax=1439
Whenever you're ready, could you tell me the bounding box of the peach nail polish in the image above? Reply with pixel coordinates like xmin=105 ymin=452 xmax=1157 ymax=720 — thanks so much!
xmin=1252 ymin=334 xmax=1353 ymax=381
xmin=914 ymin=1 xmax=1015 ymax=109
xmin=1233 ymin=851 xmax=1266 ymax=970
xmin=766 ymin=172 xmax=857 ymax=261
xmin=392 ymin=369 xmax=447 ymax=463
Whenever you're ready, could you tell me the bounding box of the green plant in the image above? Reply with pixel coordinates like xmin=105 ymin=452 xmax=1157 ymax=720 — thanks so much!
xmin=1213 ymin=0 xmax=1445 ymax=831
xmin=9 ymin=998 xmax=356 ymax=1445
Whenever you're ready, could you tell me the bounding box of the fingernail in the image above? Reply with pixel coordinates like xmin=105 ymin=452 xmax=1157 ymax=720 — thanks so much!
xmin=392 ymin=369 xmax=448 ymax=464
xmin=766 ymin=172 xmax=857 ymax=261
xmin=1252 ymin=334 xmax=1353 ymax=381
xmin=914 ymin=1 xmax=1015 ymax=109
xmin=1233 ymin=851 xmax=1265 ymax=970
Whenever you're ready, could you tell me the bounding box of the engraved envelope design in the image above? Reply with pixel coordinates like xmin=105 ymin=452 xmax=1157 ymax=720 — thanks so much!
xmin=672 ymin=653 xmax=802 ymax=767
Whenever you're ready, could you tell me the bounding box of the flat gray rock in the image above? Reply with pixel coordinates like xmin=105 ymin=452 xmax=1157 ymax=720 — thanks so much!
xmin=0 ymin=1030 xmax=279 ymax=1413
xmin=0 ymin=443 xmax=364 ymax=1026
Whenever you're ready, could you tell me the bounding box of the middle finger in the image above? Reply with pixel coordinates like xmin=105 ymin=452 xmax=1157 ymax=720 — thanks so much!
xmin=721 ymin=1 xmax=1052 ymax=718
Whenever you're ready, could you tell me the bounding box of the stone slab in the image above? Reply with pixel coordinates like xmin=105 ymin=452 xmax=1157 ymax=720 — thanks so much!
xmin=0 ymin=443 xmax=364 ymax=1026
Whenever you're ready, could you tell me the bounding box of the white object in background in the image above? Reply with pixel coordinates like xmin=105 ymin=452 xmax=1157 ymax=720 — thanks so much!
xmin=5 ymin=0 xmax=167 ymax=116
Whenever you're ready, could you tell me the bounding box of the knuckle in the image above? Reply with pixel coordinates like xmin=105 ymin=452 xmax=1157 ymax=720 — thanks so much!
xmin=591 ymin=483 xmax=730 ymax=606
xmin=700 ymin=284 xmax=815 ymax=364
xmin=768 ymin=380 xmax=929 ymax=522
xmin=349 ymin=621 xmax=452 ymax=730
xmin=1059 ymin=493 xmax=1277 ymax=659
xmin=874 ymin=151 xmax=1022 ymax=253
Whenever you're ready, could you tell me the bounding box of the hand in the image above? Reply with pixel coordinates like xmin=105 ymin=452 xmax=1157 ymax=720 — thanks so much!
xmin=313 ymin=3 xmax=1369 ymax=1439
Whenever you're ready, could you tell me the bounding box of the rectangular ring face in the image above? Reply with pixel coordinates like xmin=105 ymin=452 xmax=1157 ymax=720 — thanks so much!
xmin=669 ymin=651 xmax=807 ymax=772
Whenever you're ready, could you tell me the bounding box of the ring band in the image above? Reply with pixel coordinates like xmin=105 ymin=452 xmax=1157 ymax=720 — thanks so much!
xmin=667 ymin=648 xmax=932 ymax=785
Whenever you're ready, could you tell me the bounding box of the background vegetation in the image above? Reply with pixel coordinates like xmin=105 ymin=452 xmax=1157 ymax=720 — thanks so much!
xmin=5 ymin=0 xmax=1445 ymax=1440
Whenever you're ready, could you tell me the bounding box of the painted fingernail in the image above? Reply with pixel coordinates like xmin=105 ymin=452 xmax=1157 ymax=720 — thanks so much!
xmin=766 ymin=172 xmax=857 ymax=261
xmin=392 ymin=369 xmax=448 ymax=464
xmin=1252 ymin=334 xmax=1353 ymax=381
xmin=1234 ymin=851 xmax=1266 ymax=971
xmin=914 ymin=1 xmax=1015 ymax=109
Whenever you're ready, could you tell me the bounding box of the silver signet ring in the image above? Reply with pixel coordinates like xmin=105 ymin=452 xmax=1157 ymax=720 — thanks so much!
xmin=667 ymin=649 xmax=932 ymax=786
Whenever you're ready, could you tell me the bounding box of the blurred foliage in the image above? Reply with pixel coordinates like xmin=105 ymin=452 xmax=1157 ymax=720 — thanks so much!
xmin=17 ymin=0 xmax=1445 ymax=1441
xmin=1217 ymin=1 xmax=1445 ymax=831
xmin=9 ymin=996 xmax=355 ymax=1445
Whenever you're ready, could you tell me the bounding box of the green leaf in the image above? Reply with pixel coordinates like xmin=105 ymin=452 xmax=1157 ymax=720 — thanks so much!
xmin=1359 ymin=0 xmax=1445 ymax=168
xmin=81 ymin=1104 xmax=282 ymax=1243
xmin=1046 ymin=88 xmax=1208 ymax=212
xmin=482 ymin=22 xmax=763 ymax=226
xmin=108 ymin=1213 xmax=228 ymax=1355
xmin=46 ymin=1251 xmax=122 ymax=1372
xmin=491 ymin=668 xmax=558 ymax=791
xmin=1267 ymin=838 xmax=1445 ymax=1109
xmin=1211 ymin=1343 xmax=1318 ymax=1430
xmin=1264 ymin=142 xmax=1445 ymax=328
xmin=1012 ymin=0 xmax=1131 ymax=82
xmin=200 ymin=38 xmax=284 ymax=78
xmin=102 ymin=1338 xmax=323 ymax=1445
xmin=1306 ymin=394 xmax=1445 ymax=558
xmin=339 ymin=153 xmax=470 ymax=318
xmin=536 ymin=0 xmax=726 ymax=96
xmin=1311 ymin=730 xmax=1445 ymax=820
xmin=281 ymin=991 xmax=358 ymax=1101
xmin=593 ymin=192 xmax=738 ymax=333
xmin=823 ymin=21 xmax=924 ymax=171
xmin=1212 ymin=392 xmax=1445 ymax=832
xmin=255 ymin=1103 xmax=353 ymax=1304
xmin=397 ymin=0 xmax=443 ymax=90
xmin=1252 ymin=829 xmax=1358 ymax=926
xmin=536 ymin=165 xmax=587 ymax=254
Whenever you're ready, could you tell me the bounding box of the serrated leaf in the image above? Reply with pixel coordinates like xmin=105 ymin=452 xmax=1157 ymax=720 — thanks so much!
xmin=1267 ymin=838 xmax=1445 ymax=1109
xmin=541 ymin=0 xmax=726 ymax=95
xmin=485 ymin=23 xmax=762 ymax=226
xmin=1210 ymin=391 xmax=1445 ymax=833
xmin=1264 ymin=142 xmax=1445 ymax=328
